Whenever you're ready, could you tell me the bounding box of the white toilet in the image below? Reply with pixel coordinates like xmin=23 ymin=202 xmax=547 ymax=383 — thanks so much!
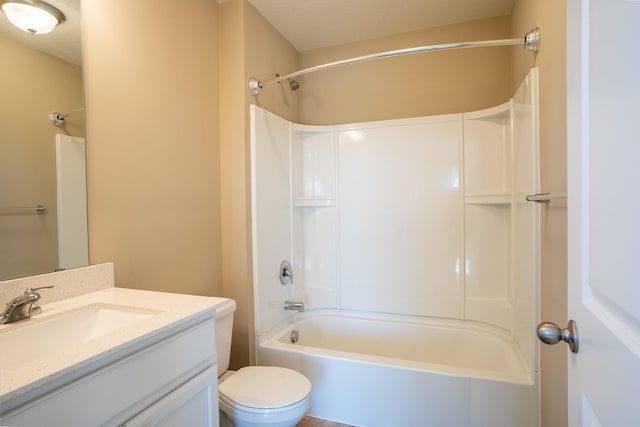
xmin=214 ymin=299 xmax=311 ymax=427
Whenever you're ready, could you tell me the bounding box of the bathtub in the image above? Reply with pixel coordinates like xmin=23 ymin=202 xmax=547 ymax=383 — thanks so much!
xmin=257 ymin=310 xmax=539 ymax=427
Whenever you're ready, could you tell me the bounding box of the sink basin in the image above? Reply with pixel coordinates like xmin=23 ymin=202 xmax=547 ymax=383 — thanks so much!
xmin=0 ymin=304 xmax=160 ymax=370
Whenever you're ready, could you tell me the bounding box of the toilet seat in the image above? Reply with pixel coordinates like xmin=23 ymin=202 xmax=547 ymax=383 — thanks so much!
xmin=218 ymin=366 xmax=311 ymax=412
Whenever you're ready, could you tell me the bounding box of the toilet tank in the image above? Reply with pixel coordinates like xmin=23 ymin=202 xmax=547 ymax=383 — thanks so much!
xmin=214 ymin=298 xmax=236 ymax=376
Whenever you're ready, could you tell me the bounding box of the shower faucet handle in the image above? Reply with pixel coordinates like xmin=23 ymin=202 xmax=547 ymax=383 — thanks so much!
xmin=279 ymin=260 xmax=293 ymax=285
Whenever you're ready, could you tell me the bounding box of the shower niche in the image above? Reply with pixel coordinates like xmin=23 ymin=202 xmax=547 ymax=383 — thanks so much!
xmin=251 ymin=69 xmax=539 ymax=365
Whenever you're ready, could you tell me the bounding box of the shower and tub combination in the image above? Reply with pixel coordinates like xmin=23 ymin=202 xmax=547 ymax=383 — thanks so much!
xmin=249 ymin=31 xmax=542 ymax=427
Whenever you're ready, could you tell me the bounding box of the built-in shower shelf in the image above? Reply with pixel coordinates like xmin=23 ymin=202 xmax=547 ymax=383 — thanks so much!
xmin=464 ymin=194 xmax=511 ymax=205
xmin=293 ymin=197 xmax=336 ymax=207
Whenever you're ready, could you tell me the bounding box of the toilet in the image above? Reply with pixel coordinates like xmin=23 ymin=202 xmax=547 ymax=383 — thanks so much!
xmin=214 ymin=299 xmax=311 ymax=427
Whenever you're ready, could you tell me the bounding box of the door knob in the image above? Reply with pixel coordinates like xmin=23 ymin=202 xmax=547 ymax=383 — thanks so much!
xmin=536 ymin=320 xmax=579 ymax=353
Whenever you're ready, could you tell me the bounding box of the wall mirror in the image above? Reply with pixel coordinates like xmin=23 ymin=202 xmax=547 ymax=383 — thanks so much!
xmin=0 ymin=0 xmax=87 ymax=281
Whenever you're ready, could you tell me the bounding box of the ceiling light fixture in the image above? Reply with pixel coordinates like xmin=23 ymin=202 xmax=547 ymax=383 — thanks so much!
xmin=1 ymin=0 xmax=65 ymax=35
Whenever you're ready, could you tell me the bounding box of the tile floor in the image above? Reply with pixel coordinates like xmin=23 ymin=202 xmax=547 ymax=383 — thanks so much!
xmin=296 ymin=416 xmax=355 ymax=427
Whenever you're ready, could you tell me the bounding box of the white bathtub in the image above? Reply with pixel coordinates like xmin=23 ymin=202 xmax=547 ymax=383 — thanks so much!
xmin=257 ymin=310 xmax=539 ymax=427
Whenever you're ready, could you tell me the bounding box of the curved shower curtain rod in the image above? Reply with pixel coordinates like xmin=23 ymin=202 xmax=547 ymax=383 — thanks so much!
xmin=249 ymin=27 xmax=541 ymax=96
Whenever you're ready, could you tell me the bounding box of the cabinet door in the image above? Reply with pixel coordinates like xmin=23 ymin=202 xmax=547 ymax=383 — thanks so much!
xmin=122 ymin=366 xmax=219 ymax=427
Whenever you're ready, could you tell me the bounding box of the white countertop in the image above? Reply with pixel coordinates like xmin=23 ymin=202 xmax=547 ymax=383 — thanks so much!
xmin=0 ymin=287 xmax=227 ymax=411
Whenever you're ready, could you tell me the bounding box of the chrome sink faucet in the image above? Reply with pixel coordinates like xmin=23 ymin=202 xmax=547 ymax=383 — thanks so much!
xmin=0 ymin=286 xmax=53 ymax=325
xmin=284 ymin=300 xmax=304 ymax=312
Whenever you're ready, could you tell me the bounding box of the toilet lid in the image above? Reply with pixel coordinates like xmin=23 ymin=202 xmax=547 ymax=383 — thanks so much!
xmin=218 ymin=366 xmax=311 ymax=410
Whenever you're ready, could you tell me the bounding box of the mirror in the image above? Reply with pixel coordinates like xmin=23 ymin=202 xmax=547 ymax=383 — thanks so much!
xmin=0 ymin=0 xmax=86 ymax=281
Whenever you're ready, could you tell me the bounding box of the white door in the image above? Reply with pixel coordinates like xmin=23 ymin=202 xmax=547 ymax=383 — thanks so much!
xmin=566 ymin=0 xmax=640 ymax=425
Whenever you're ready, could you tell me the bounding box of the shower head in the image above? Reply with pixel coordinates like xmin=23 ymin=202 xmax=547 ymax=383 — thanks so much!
xmin=275 ymin=73 xmax=300 ymax=91
xmin=287 ymin=78 xmax=300 ymax=91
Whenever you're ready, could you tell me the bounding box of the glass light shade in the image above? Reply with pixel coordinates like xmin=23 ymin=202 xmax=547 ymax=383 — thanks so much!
xmin=1 ymin=1 xmax=63 ymax=35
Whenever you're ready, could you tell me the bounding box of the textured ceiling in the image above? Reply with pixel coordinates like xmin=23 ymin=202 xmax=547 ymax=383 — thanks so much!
xmin=247 ymin=0 xmax=514 ymax=52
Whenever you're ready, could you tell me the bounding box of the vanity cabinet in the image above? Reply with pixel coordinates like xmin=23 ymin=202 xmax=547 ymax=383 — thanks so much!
xmin=0 ymin=318 xmax=218 ymax=427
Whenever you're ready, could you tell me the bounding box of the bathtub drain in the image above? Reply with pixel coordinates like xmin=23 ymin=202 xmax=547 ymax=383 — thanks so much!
xmin=290 ymin=329 xmax=299 ymax=343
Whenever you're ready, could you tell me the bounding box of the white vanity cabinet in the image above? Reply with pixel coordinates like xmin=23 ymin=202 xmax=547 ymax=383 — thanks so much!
xmin=0 ymin=318 xmax=219 ymax=427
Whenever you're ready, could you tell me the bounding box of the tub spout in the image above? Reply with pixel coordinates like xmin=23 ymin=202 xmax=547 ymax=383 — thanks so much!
xmin=284 ymin=300 xmax=304 ymax=312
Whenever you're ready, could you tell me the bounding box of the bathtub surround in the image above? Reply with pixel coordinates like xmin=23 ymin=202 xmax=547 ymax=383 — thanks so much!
xmin=251 ymin=70 xmax=539 ymax=339
xmin=250 ymin=69 xmax=540 ymax=426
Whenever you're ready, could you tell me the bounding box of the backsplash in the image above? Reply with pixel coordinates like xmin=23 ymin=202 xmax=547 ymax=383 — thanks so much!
xmin=0 ymin=263 xmax=114 ymax=308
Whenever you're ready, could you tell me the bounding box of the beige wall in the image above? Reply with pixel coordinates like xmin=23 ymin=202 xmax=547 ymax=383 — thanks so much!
xmin=244 ymin=3 xmax=300 ymax=122
xmin=298 ymin=16 xmax=511 ymax=125
xmin=219 ymin=0 xmax=298 ymax=368
xmin=219 ymin=0 xmax=253 ymax=370
xmin=511 ymin=1 xmax=568 ymax=427
xmin=0 ymin=36 xmax=83 ymax=280
xmin=83 ymin=0 xmax=222 ymax=297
